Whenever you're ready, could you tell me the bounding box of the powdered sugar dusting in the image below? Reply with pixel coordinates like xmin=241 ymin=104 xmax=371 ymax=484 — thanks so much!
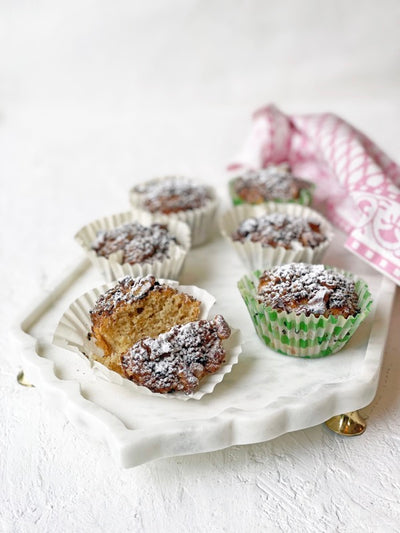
xmin=91 ymin=222 xmax=179 ymax=264
xmin=233 ymin=164 xmax=312 ymax=202
xmin=232 ymin=213 xmax=326 ymax=249
xmin=134 ymin=177 xmax=211 ymax=213
xmin=90 ymin=275 xmax=160 ymax=316
xmin=121 ymin=315 xmax=231 ymax=394
xmin=258 ymin=263 xmax=359 ymax=317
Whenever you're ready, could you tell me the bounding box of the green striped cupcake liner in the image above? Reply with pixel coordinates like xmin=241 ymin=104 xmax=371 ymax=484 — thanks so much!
xmin=228 ymin=178 xmax=314 ymax=207
xmin=237 ymin=267 xmax=373 ymax=358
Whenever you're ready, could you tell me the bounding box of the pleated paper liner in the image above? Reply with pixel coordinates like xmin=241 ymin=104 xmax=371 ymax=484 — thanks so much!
xmin=74 ymin=209 xmax=191 ymax=282
xmin=237 ymin=267 xmax=373 ymax=358
xmin=228 ymin=177 xmax=314 ymax=207
xmin=129 ymin=177 xmax=219 ymax=247
xmin=220 ymin=202 xmax=333 ymax=271
xmin=53 ymin=278 xmax=242 ymax=400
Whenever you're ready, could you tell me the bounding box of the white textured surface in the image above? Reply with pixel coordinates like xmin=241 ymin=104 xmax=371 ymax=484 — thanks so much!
xmin=2 ymin=1 xmax=400 ymax=531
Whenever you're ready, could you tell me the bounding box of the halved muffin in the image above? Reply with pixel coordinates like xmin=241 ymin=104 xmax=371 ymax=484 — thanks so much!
xmin=90 ymin=275 xmax=201 ymax=374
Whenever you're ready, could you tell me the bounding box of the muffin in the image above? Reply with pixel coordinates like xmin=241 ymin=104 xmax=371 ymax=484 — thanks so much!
xmin=130 ymin=176 xmax=219 ymax=246
xmin=53 ymin=276 xmax=242 ymax=400
xmin=121 ymin=315 xmax=231 ymax=394
xmin=232 ymin=213 xmax=326 ymax=249
xmin=90 ymin=275 xmax=201 ymax=375
xmin=229 ymin=164 xmax=314 ymax=206
xmin=92 ymin=222 xmax=178 ymax=262
xmin=132 ymin=177 xmax=211 ymax=214
xmin=220 ymin=203 xmax=332 ymax=270
xmin=75 ymin=210 xmax=191 ymax=282
xmin=238 ymin=263 xmax=372 ymax=358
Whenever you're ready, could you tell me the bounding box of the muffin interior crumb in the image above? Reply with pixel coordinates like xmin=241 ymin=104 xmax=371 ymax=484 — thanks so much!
xmin=89 ymin=276 xmax=201 ymax=374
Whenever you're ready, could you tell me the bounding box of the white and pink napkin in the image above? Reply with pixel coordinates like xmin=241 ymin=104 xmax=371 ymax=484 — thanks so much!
xmin=229 ymin=104 xmax=400 ymax=286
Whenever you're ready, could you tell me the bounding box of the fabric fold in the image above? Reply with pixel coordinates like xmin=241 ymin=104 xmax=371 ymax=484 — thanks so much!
xmin=229 ymin=104 xmax=400 ymax=285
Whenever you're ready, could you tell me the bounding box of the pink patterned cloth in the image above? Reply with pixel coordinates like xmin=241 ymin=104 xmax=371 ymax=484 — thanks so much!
xmin=229 ymin=105 xmax=400 ymax=286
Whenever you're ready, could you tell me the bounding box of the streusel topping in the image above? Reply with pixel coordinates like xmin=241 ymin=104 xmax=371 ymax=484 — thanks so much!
xmin=234 ymin=165 xmax=311 ymax=203
xmin=232 ymin=213 xmax=326 ymax=249
xmin=257 ymin=263 xmax=359 ymax=318
xmin=91 ymin=222 xmax=178 ymax=264
xmin=134 ymin=177 xmax=211 ymax=213
xmin=90 ymin=275 xmax=161 ymax=317
xmin=121 ymin=315 xmax=231 ymax=393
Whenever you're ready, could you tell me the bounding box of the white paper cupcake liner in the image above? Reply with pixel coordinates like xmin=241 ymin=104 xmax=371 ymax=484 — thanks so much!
xmin=53 ymin=278 xmax=242 ymax=400
xmin=74 ymin=209 xmax=191 ymax=282
xmin=220 ymin=202 xmax=333 ymax=271
xmin=129 ymin=177 xmax=219 ymax=247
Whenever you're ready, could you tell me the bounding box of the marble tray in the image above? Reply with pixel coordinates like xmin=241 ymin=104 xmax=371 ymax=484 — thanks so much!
xmin=14 ymin=230 xmax=395 ymax=468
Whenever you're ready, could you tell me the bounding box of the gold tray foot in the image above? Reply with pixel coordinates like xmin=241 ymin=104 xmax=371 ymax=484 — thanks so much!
xmin=17 ymin=371 xmax=35 ymax=387
xmin=325 ymin=410 xmax=366 ymax=436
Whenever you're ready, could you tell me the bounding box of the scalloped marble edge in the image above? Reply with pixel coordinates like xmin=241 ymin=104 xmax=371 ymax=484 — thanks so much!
xmin=13 ymin=258 xmax=396 ymax=468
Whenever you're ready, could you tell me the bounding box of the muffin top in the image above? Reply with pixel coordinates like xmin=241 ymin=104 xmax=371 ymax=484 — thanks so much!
xmin=133 ymin=177 xmax=212 ymax=214
xmin=231 ymin=213 xmax=327 ymax=250
xmin=257 ymin=263 xmax=359 ymax=318
xmin=91 ymin=222 xmax=179 ymax=265
xmin=233 ymin=164 xmax=312 ymax=203
xmin=121 ymin=315 xmax=231 ymax=394
xmin=90 ymin=275 xmax=162 ymax=317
